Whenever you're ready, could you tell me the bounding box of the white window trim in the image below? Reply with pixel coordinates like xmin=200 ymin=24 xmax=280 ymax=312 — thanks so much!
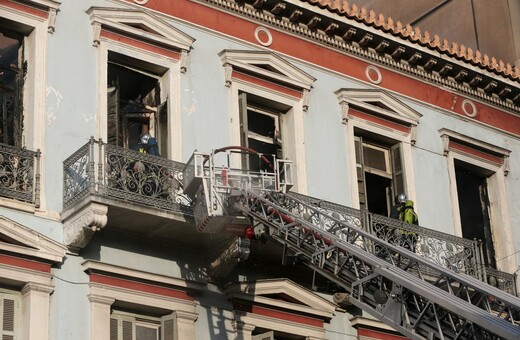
xmin=88 ymin=7 xmax=195 ymax=161
xmin=0 ymin=216 xmax=67 ymax=340
xmin=337 ymin=89 xmax=420 ymax=209
xmin=83 ymin=261 xmax=203 ymax=340
xmin=440 ymin=129 xmax=514 ymax=274
xmin=226 ymin=279 xmax=335 ymax=340
xmin=0 ymin=1 xmax=55 ymax=212
xmin=221 ymin=50 xmax=315 ymax=193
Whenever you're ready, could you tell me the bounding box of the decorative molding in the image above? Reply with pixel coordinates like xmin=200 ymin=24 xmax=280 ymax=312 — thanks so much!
xmin=63 ymin=202 xmax=108 ymax=251
xmin=340 ymin=101 xmax=349 ymax=124
xmin=47 ymin=7 xmax=57 ymax=33
xmin=22 ymin=282 xmax=54 ymax=295
xmin=86 ymin=7 xmax=195 ymax=54
xmin=302 ymin=88 xmax=310 ymax=112
xmin=224 ymin=64 xmax=233 ymax=87
xmin=218 ymin=49 xmax=316 ymax=91
xmin=0 ymin=216 xmax=67 ymax=263
xmin=180 ymin=50 xmax=189 ymax=73
xmin=197 ymin=0 xmax=520 ymax=115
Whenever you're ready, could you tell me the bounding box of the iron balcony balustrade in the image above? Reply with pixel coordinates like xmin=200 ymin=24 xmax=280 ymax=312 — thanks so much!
xmin=287 ymin=191 xmax=517 ymax=296
xmin=62 ymin=141 xmax=516 ymax=295
xmin=0 ymin=142 xmax=41 ymax=207
xmin=63 ymin=137 xmax=191 ymax=215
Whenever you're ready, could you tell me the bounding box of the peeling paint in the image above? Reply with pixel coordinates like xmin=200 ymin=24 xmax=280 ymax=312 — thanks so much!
xmin=46 ymin=86 xmax=63 ymax=125
xmin=183 ymin=89 xmax=198 ymax=115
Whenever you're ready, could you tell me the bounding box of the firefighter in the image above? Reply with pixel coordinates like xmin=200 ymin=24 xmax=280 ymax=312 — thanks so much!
xmin=136 ymin=133 xmax=160 ymax=156
xmin=398 ymin=199 xmax=419 ymax=252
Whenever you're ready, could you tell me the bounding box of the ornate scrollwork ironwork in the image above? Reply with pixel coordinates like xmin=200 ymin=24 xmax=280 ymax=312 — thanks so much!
xmin=0 ymin=143 xmax=38 ymax=204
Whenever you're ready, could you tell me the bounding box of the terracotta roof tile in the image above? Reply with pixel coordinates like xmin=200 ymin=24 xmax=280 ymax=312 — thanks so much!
xmin=301 ymin=0 xmax=519 ymax=81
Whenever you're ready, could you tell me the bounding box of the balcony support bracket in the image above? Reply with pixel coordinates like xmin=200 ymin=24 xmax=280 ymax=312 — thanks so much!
xmin=63 ymin=202 xmax=108 ymax=252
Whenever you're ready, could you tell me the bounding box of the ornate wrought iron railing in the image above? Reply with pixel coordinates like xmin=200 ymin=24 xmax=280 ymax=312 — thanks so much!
xmin=0 ymin=143 xmax=40 ymax=207
xmin=63 ymin=138 xmax=191 ymax=214
xmin=288 ymin=191 xmax=517 ymax=296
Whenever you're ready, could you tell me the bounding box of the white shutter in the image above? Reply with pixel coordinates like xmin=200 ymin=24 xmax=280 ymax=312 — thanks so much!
xmin=110 ymin=314 xmax=135 ymax=340
xmin=110 ymin=317 xmax=119 ymax=340
xmin=160 ymin=314 xmax=175 ymax=340
xmin=0 ymin=292 xmax=19 ymax=340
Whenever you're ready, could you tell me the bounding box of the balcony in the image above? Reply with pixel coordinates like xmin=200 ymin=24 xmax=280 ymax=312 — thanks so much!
xmin=0 ymin=143 xmax=40 ymax=208
xmin=61 ymin=138 xmax=199 ymax=251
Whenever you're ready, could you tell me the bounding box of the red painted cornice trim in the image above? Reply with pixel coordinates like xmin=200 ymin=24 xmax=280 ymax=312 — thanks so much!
xmin=449 ymin=141 xmax=504 ymax=165
xmin=232 ymin=71 xmax=302 ymax=98
xmin=0 ymin=253 xmax=51 ymax=273
xmin=100 ymin=30 xmax=180 ymax=60
xmin=234 ymin=301 xmax=324 ymax=327
xmin=126 ymin=0 xmax=520 ymax=136
xmin=89 ymin=273 xmax=193 ymax=301
xmin=349 ymin=108 xmax=411 ymax=133
xmin=0 ymin=0 xmax=48 ymax=18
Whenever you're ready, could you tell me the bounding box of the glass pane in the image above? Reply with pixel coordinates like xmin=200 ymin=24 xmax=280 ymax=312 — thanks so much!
xmin=354 ymin=139 xmax=361 ymax=164
xmin=392 ymin=145 xmax=402 ymax=173
xmin=136 ymin=325 xmax=158 ymax=340
xmin=363 ymin=145 xmax=387 ymax=172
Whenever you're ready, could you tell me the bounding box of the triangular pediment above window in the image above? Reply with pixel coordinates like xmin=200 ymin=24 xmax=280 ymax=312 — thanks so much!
xmin=0 ymin=216 xmax=67 ymax=263
xmin=219 ymin=50 xmax=316 ymax=90
xmin=336 ymin=89 xmax=422 ymax=126
xmin=87 ymin=7 xmax=195 ymax=51
xmin=225 ymin=278 xmax=336 ymax=319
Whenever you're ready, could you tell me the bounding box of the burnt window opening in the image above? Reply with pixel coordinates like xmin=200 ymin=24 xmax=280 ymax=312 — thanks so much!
xmin=238 ymin=92 xmax=288 ymax=172
xmin=455 ymin=160 xmax=497 ymax=269
xmin=0 ymin=24 xmax=26 ymax=147
xmin=355 ymin=132 xmax=405 ymax=217
xmin=107 ymin=52 xmax=168 ymax=155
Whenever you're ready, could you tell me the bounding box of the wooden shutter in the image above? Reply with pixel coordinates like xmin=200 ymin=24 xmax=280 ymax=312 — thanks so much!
xmin=238 ymin=92 xmax=249 ymax=168
xmin=354 ymin=136 xmax=367 ymax=210
xmin=390 ymin=143 xmax=405 ymax=198
xmin=0 ymin=293 xmax=18 ymax=340
xmin=107 ymin=85 xmax=122 ymax=146
xmin=110 ymin=315 xmax=134 ymax=340
xmin=161 ymin=314 xmax=175 ymax=340
xmin=110 ymin=317 xmax=118 ymax=340
xmin=156 ymin=100 xmax=168 ymax=158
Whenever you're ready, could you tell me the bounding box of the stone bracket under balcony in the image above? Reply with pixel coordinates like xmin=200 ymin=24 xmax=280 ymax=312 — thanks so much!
xmin=63 ymin=201 xmax=108 ymax=252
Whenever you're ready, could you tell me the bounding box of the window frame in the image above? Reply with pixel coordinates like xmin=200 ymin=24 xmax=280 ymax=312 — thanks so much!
xmin=220 ymin=50 xmax=315 ymax=193
xmin=440 ymin=129 xmax=514 ymax=274
xmin=88 ymin=7 xmax=195 ymax=161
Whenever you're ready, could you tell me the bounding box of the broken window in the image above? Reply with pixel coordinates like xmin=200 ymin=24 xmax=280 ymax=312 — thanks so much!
xmin=355 ymin=132 xmax=405 ymax=216
xmin=238 ymin=92 xmax=287 ymax=172
xmin=107 ymin=51 xmax=167 ymax=155
xmin=0 ymin=24 xmax=25 ymax=147
xmin=455 ymin=160 xmax=496 ymax=269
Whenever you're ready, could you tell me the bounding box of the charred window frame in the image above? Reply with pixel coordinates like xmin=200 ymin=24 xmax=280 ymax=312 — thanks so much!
xmin=238 ymin=92 xmax=286 ymax=172
xmin=0 ymin=25 xmax=26 ymax=147
xmin=355 ymin=133 xmax=405 ymax=215
xmin=107 ymin=52 xmax=168 ymax=154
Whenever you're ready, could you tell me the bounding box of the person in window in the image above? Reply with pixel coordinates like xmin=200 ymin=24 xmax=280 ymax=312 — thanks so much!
xmin=135 ymin=133 xmax=160 ymax=156
xmin=390 ymin=193 xmax=407 ymax=219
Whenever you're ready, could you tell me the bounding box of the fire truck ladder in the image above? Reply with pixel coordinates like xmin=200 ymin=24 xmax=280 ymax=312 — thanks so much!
xmin=183 ymin=149 xmax=520 ymax=340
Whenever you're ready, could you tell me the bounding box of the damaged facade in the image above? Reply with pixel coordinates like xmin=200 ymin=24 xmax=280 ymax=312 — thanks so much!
xmin=0 ymin=0 xmax=520 ymax=339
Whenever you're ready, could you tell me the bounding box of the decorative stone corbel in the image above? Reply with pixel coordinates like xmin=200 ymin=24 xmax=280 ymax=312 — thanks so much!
xmin=503 ymin=155 xmax=509 ymax=176
xmin=224 ymin=64 xmax=233 ymax=87
xmin=92 ymin=22 xmax=102 ymax=47
xmin=340 ymin=101 xmax=349 ymax=124
xmin=180 ymin=50 xmax=189 ymax=74
xmin=441 ymin=134 xmax=450 ymax=155
xmin=63 ymin=202 xmax=108 ymax=252
xmin=302 ymin=89 xmax=310 ymax=112
xmin=48 ymin=8 xmax=58 ymax=34
xmin=410 ymin=125 xmax=417 ymax=146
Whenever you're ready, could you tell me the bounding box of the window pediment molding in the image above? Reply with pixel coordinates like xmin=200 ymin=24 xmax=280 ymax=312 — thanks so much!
xmin=219 ymin=50 xmax=316 ymax=91
xmin=336 ymin=89 xmax=422 ymax=127
xmin=87 ymin=7 xmax=195 ymax=52
xmin=0 ymin=216 xmax=67 ymax=263
xmin=225 ymin=278 xmax=336 ymax=319
xmin=2 ymin=0 xmax=60 ymax=33
xmin=439 ymin=128 xmax=511 ymax=174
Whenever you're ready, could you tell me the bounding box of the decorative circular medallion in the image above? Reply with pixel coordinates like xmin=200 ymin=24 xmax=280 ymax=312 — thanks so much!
xmin=365 ymin=65 xmax=382 ymax=84
xmin=134 ymin=0 xmax=149 ymax=5
xmin=254 ymin=26 xmax=273 ymax=47
xmin=461 ymin=99 xmax=477 ymax=117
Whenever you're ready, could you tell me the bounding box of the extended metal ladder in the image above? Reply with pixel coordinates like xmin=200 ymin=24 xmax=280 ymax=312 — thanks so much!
xmin=183 ymin=149 xmax=520 ymax=340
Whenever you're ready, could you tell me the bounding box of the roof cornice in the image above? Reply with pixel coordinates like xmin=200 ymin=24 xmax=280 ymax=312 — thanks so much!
xmin=194 ymin=0 xmax=520 ymax=114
